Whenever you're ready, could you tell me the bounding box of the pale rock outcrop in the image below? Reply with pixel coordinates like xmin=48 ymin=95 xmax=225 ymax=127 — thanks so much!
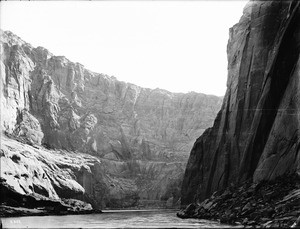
xmin=0 ymin=135 xmax=139 ymax=209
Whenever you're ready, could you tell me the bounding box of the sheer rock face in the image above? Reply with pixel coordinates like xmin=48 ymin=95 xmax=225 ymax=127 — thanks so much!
xmin=181 ymin=0 xmax=300 ymax=206
xmin=0 ymin=30 xmax=222 ymax=208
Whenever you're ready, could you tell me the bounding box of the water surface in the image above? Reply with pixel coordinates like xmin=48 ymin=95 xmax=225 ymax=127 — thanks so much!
xmin=1 ymin=209 xmax=231 ymax=228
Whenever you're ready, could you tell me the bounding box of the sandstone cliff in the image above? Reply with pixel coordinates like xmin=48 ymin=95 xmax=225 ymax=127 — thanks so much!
xmin=0 ymin=30 xmax=222 ymax=209
xmin=181 ymin=0 xmax=300 ymax=206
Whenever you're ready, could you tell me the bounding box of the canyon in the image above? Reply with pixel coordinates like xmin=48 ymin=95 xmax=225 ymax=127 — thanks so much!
xmin=0 ymin=29 xmax=222 ymax=212
xmin=2 ymin=0 xmax=299 ymax=226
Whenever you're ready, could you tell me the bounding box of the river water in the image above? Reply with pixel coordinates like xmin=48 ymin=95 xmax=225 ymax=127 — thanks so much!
xmin=1 ymin=209 xmax=232 ymax=228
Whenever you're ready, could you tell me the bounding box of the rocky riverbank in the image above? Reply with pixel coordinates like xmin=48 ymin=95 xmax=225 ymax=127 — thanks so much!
xmin=0 ymin=168 xmax=102 ymax=218
xmin=0 ymin=205 xmax=102 ymax=218
xmin=0 ymin=187 xmax=102 ymax=218
xmin=178 ymin=174 xmax=300 ymax=227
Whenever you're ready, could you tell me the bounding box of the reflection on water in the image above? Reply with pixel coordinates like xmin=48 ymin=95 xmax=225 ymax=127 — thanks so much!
xmin=1 ymin=209 xmax=231 ymax=228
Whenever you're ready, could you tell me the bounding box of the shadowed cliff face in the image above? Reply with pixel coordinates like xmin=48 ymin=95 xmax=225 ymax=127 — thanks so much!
xmin=0 ymin=30 xmax=222 ymax=208
xmin=181 ymin=0 xmax=300 ymax=206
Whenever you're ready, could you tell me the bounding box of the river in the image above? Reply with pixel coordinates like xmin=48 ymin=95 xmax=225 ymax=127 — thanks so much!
xmin=1 ymin=209 xmax=232 ymax=228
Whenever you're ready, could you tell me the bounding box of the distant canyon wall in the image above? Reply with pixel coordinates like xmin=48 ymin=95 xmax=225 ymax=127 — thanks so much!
xmin=0 ymin=30 xmax=222 ymax=208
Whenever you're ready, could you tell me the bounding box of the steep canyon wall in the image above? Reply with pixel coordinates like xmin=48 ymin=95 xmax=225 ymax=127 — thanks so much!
xmin=181 ymin=0 xmax=300 ymax=206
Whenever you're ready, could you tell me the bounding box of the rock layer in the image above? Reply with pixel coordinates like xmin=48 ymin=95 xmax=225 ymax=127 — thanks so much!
xmin=181 ymin=0 xmax=300 ymax=206
xmin=0 ymin=30 xmax=222 ymax=208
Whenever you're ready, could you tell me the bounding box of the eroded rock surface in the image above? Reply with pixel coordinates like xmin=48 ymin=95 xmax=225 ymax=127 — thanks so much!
xmin=0 ymin=30 xmax=222 ymax=209
xmin=181 ymin=0 xmax=300 ymax=206
xmin=0 ymin=134 xmax=141 ymax=210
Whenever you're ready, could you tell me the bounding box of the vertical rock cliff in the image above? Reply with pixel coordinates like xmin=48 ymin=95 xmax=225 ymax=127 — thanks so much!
xmin=181 ymin=0 xmax=300 ymax=206
xmin=0 ymin=30 xmax=222 ymax=209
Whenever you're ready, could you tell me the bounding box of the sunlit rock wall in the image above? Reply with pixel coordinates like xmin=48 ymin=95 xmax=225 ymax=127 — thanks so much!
xmin=0 ymin=30 xmax=222 ymax=208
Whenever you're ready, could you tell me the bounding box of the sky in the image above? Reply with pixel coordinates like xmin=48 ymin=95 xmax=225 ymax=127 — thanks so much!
xmin=1 ymin=1 xmax=247 ymax=96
